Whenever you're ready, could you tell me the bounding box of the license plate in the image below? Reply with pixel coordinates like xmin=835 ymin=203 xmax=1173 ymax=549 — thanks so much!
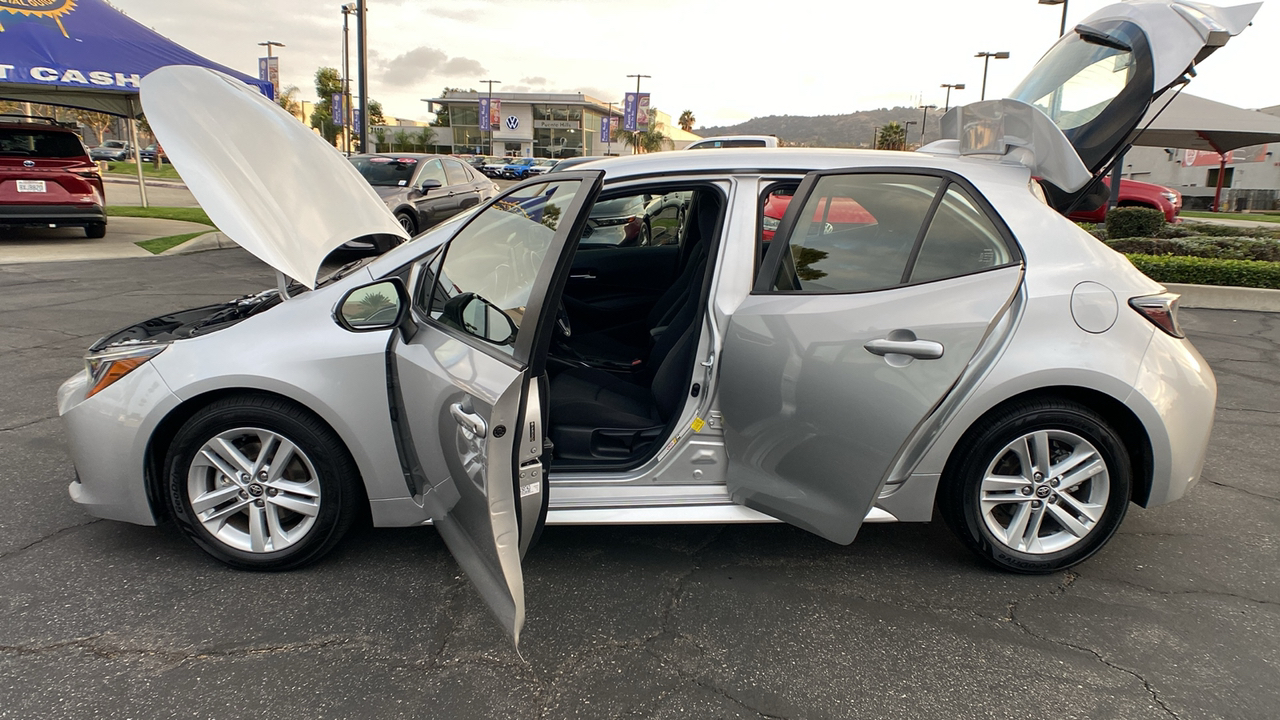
xmin=16 ymin=180 xmax=46 ymax=193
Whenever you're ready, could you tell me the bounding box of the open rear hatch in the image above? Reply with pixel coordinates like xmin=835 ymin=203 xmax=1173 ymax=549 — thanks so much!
xmin=932 ymin=0 xmax=1261 ymax=214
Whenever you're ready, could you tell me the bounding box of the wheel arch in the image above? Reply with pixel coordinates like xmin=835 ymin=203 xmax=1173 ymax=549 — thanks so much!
xmin=143 ymin=387 xmax=371 ymax=523
xmin=939 ymin=385 xmax=1155 ymax=506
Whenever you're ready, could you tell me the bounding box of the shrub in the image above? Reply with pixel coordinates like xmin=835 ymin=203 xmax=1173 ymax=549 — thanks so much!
xmin=1125 ymin=254 xmax=1280 ymax=289
xmin=1106 ymin=206 xmax=1165 ymax=238
xmin=1159 ymin=221 xmax=1280 ymax=240
xmin=1107 ymin=235 xmax=1280 ymax=262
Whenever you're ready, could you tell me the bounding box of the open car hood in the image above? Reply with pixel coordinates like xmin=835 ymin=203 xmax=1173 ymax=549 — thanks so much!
xmin=140 ymin=66 xmax=409 ymax=288
xmin=930 ymin=0 xmax=1260 ymax=213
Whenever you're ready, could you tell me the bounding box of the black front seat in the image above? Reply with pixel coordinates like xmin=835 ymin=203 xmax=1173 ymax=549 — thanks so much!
xmin=549 ymin=258 xmax=705 ymax=462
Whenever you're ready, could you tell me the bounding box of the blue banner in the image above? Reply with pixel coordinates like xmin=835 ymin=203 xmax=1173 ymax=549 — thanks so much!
xmin=623 ymin=92 xmax=650 ymax=132
xmin=331 ymin=92 xmax=342 ymax=126
xmin=599 ymin=114 xmax=611 ymax=144
xmin=353 ymin=108 xmax=362 ymax=137
xmin=478 ymin=97 xmax=490 ymax=131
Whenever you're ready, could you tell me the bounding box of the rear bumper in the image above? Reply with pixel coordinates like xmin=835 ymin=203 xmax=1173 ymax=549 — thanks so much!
xmin=0 ymin=203 xmax=106 ymax=227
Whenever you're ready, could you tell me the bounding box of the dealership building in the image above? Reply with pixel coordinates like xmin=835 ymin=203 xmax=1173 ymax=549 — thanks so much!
xmin=424 ymin=90 xmax=699 ymax=158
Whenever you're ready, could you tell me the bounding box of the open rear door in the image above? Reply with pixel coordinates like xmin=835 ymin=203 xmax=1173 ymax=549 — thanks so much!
xmin=387 ymin=172 xmax=602 ymax=645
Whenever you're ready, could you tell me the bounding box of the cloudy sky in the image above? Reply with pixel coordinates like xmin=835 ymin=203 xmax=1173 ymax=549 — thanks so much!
xmin=109 ymin=0 xmax=1280 ymax=127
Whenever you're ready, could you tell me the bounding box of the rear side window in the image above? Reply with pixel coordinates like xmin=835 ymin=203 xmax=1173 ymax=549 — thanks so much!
xmin=773 ymin=174 xmax=941 ymax=293
xmin=690 ymin=139 xmax=767 ymax=149
xmin=443 ymin=158 xmax=469 ymax=186
xmin=0 ymin=130 xmax=85 ymax=158
xmin=769 ymin=172 xmax=1015 ymax=294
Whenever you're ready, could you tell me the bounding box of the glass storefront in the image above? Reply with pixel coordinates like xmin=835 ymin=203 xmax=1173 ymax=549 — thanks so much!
xmin=442 ymin=102 xmax=617 ymax=156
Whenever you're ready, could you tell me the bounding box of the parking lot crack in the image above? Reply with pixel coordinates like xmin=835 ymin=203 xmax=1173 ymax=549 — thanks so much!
xmin=1006 ymin=603 xmax=1180 ymax=719
xmin=0 ymin=518 xmax=102 ymax=562
xmin=0 ymin=415 xmax=58 ymax=433
xmin=1206 ymin=480 xmax=1280 ymax=504
xmin=1099 ymin=577 xmax=1279 ymax=607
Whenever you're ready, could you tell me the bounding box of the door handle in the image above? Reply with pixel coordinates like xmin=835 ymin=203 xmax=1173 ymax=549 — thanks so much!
xmin=864 ymin=335 xmax=944 ymax=360
xmin=450 ymin=403 xmax=488 ymax=438
xmin=569 ymin=272 xmax=596 ymax=280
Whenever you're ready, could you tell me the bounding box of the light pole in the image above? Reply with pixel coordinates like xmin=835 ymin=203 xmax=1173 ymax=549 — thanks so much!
xmin=606 ymin=101 xmax=615 ymax=156
xmin=626 ymin=73 xmax=651 ymax=96
xmin=355 ymin=0 xmax=368 ymax=153
xmin=626 ymin=74 xmax=650 ymax=136
xmin=872 ymin=126 xmax=880 ymax=149
xmin=257 ymin=41 xmax=284 ymax=99
xmin=940 ymin=83 xmax=965 ymax=112
xmin=1038 ymin=0 xmax=1069 ymax=37
xmin=975 ymin=51 xmax=1010 ymax=101
xmin=918 ymin=104 xmax=936 ymax=145
xmin=480 ymin=79 xmax=501 ymax=156
xmin=257 ymin=40 xmax=284 ymax=57
xmin=340 ymin=4 xmax=356 ymax=155
xmin=903 ymin=121 xmax=917 ymax=150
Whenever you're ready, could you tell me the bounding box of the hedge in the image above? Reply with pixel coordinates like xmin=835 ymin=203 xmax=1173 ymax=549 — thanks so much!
xmin=1107 ymin=235 xmax=1280 ymax=262
xmin=1106 ymin=207 xmax=1165 ymax=239
xmin=1125 ymin=253 xmax=1280 ymax=289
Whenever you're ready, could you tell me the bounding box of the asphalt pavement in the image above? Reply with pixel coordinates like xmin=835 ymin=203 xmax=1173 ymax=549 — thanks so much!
xmin=0 ymin=216 xmax=210 ymax=264
xmin=0 ymin=250 xmax=1277 ymax=719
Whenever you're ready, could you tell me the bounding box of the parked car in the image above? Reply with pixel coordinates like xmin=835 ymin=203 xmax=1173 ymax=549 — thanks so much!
xmin=481 ymin=156 xmax=511 ymax=178
xmin=0 ymin=114 xmax=106 ymax=238
xmin=139 ymin=143 xmax=168 ymax=164
xmin=348 ymin=153 xmax=498 ymax=239
xmin=1068 ymin=177 xmax=1183 ymax=224
xmin=501 ymin=157 xmax=538 ymax=179
xmin=686 ymin=135 xmax=779 ymax=150
xmin=527 ymin=158 xmax=558 ymax=176
xmin=65 ymin=0 xmax=1247 ymax=647
xmin=761 ymin=186 xmax=875 ymax=242
xmin=546 ymin=155 xmax=605 ymax=173
xmin=90 ymin=139 xmax=132 ymax=162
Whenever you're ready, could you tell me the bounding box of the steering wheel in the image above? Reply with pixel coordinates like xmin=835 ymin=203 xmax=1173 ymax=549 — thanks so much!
xmin=555 ymin=301 xmax=572 ymax=338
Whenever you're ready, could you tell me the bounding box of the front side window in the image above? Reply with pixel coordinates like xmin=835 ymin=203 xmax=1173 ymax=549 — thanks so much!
xmin=350 ymin=156 xmax=418 ymax=186
xmin=427 ymin=179 xmax=582 ymax=354
xmin=418 ymin=159 xmax=447 ymax=187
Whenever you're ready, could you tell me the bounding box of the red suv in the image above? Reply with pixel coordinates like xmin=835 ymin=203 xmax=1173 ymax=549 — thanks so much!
xmin=1 ymin=115 xmax=107 ymax=238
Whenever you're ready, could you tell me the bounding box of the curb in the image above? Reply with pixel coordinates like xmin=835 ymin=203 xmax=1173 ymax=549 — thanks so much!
xmin=1166 ymin=282 xmax=1280 ymax=313
xmin=104 ymin=175 xmax=189 ymax=190
xmin=160 ymin=231 xmax=234 ymax=255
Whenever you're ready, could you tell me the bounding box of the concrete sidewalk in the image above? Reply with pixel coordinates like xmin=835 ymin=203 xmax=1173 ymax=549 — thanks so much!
xmin=0 ymin=216 xmax=211 ymax=264
xmin=1183 ymin=215 xmax=1280 ymax=229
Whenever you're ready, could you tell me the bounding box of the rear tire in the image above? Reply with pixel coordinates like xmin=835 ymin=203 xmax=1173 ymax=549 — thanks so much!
xmin=84 ymin=223 xmax=107 ymax=239
xmin=394 ymin=211 xmax=417 ymax=236
xmin=164 ymin=395 xmax=362 ymax=571
xmin=937 ymin=399 xmax=1130 ymax=574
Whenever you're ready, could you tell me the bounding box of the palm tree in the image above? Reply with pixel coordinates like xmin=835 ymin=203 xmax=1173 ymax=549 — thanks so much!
xmin=620 ymin=109 xmax=674 ymax=154
xmin=877 ymin=122 xmax=906 ymax=151
xmin=276 ymin=85 xmax=302 ymax=120
xmin=678 ymin=110 xmax=695 ymax=133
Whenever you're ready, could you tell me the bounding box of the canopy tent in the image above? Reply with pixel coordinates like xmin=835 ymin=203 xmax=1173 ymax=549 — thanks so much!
xmin=0 ymin=0 xmax=273 ymax=206
xmin=1132 ymin=93 xmax=1280 ymax=211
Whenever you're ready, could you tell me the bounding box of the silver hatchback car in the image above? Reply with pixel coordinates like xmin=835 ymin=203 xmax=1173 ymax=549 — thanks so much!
xmin=59 ymin=1 xmax=1250 ymax=644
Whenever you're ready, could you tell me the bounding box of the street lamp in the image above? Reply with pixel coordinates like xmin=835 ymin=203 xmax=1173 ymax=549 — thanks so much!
xmin=355 ymin=0 xmax=368 ymax=153
xmin=872 ymin=125 xmax=881 ymax=149
xmin=918 ymin=104 xmax=936 ymax=145
xmin=257 ymin=40 xmax=285 ymax=57
xmin=1038 ymin=0 xmax=1069 ymax=37
xmin=975 ymin=51 xmax=1010 ymax=101
xmin=940 ymin=83 xmax=965 ymax=112
xmin=904 ymin=120 xmax=918 ymax=150
xmin=340 ymin=4 xmax=356 ymax=155
xmin=480 ymin=79 xmax=502 ymax=156
xmin=257 ymin=41 xmax=284 ymax=100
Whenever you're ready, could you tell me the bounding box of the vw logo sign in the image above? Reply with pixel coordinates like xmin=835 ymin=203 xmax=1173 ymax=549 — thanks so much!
xmin=23 ymin=160 xmax=35 ymax=167
xmin=505 ymin=116 xmax=519 ymax=130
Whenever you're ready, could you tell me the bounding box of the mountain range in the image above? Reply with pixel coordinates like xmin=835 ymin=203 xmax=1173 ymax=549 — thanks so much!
xmin=693 ymin=105 xmax=951 ymax=148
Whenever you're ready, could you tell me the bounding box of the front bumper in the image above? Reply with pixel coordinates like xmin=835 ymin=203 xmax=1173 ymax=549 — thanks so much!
xmin=0 ymin=203 xmax=106 ymax=227
xmin=58 ymin=362 xmax=182 ymax=526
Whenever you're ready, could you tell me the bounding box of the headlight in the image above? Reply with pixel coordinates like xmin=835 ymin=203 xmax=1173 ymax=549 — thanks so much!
xmin=594 ymin=216 xmax=635 ymax=227
xmin=85 ymin=344 xmax=167 ymax=398
xmin=762 ymin=215 xmax=781 ymax=231
xmin=1160 ymin=191 xmax=1178 ymax=203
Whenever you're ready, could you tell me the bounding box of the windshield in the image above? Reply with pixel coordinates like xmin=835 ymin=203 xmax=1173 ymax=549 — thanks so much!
xmin=102 ymin=140 xmax=126 ymax=148
xmin=350 ymin=156 xmax=419 ymax=186
xmin=1011 ymin=32 xmax=1138 ymax=131
xmin=0 ymin=130 xmax=85 ymax=158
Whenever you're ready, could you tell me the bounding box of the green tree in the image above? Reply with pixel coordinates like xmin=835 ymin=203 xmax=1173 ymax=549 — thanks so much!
xmin=876 ymin=121 xmax=906 ymax=151
xmin=277 ymin=84 xmax=302 ymax=119
xmin=620 ymin=109 xmax=674 ymax=154
xmin=309 ymin=67 xmax=343 ymax=144
xmin=415 ymin=127 xmax=436 ymax=151
xmin=678 ymin=109 xmax=695 ymax=133
xmin=391 ymin=129 xmax=409 ymax=152
xmin=368 ymin=99 xmax=386 ymax=126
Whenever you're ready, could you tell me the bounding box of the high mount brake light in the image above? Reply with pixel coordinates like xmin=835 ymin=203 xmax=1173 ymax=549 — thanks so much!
xmin=1129 ymin=293 xmax=1184 ymax=338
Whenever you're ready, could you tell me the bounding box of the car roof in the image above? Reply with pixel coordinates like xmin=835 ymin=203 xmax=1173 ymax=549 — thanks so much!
xmin=352 ymin=153 xmax=443 ymax=160
xmin=0 ymin=121 xmax=77 ymax=132
xmin=579 ymin=147 xmax=1030 ymax=185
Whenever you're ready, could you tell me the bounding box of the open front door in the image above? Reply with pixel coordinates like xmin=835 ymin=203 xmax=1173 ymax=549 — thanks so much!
xmin=387 ymin=172 xmax=603 ymax=644
xmin=720 ymin=169 xmax=1023 ymax=544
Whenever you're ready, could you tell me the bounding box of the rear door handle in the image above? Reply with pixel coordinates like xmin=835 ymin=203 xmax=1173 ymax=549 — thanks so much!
xmin=864 ymin=335 xmax=944 ymax=360
xmin=450 ymin=402 xmax=488 ymax=438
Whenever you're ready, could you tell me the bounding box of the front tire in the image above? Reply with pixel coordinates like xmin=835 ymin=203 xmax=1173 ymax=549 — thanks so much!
xmin=937 ymin=399 xmax=1131 ymax=574
xmin=165 ymin=395 xmax=362 ymax=571
xmin=394 ymin=211 xmax=417 ymax=236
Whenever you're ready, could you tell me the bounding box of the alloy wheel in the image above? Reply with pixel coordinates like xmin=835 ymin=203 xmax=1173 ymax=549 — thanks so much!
xmin=186 ymin=427 xmax=321 ymax=553
xmin=979 ymin=429 xmax=1110 ymax=554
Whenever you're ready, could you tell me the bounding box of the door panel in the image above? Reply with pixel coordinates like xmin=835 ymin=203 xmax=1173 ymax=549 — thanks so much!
xmin=388 ymin=170 xmax=603 ymax=645
xmin=720 ymin=266 xmax=1022 ymax=544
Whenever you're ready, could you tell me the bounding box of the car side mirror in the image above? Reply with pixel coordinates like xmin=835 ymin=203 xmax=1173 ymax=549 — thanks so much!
xmin=437 ymin=292 xmax=517 ymax=346
xmin=420 ymin=179 xmax=442 ymax=192
xmin=334 ymin=278 xmax=414 ymax=338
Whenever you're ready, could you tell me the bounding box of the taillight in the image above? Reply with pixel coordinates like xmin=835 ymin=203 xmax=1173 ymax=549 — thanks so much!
xmin=1130 ymin=293 xmax=1184 ymax=338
